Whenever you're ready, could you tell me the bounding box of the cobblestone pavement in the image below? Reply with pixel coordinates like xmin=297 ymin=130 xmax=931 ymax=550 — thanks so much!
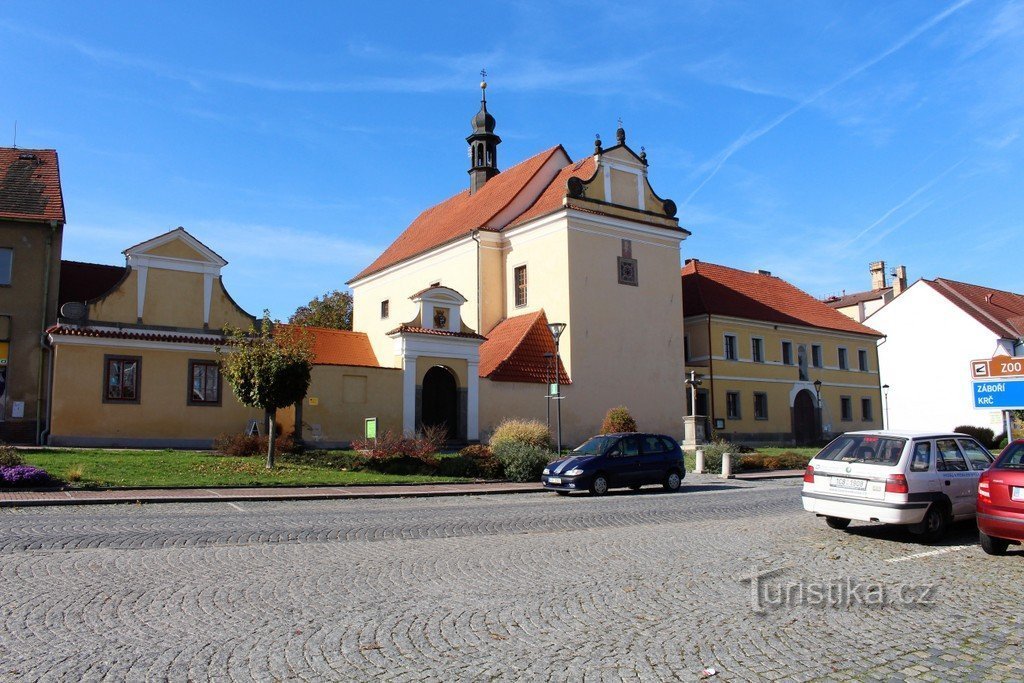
xmin=1 ymin=475 xmax=1021 ymax=682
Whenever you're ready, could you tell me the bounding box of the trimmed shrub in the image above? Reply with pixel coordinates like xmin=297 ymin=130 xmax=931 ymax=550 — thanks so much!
xmin=489 ymin=419 xmax=551 ymax=450
xmin=954 ymin=425 xmax=996 ymax=449
xmin=453 ymin=444 xmax=503 ymax=479
xmin=599 ymin=406 xmax=638 ymax=434
xmin=279 ymin=450 xmax=364 ymax=470
xmin=493 ymin=441 xmax=553 ymax=482
xmin=0 ymin=465 xmax=51 ymax=488
xmin=0 ymin=443 xmax=24 ymax=468
xmin=689 ymin=440 xmax=744 ymax=473
xmin=351 ymin=429 xmax=441 ymax=466
xmin=741 ymin=451 xmax=811 ymax=471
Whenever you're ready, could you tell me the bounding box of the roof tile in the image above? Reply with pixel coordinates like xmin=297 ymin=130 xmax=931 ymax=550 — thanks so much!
xmin=929 ymin=278 xmax=1024 ymax=339
xmin=0 ymin=148 xmax=65 ymax=224
xmin=682 ymin=260 xmax=882 ymax=337
xmin=479 ymin=310 xmax=570 ymax=383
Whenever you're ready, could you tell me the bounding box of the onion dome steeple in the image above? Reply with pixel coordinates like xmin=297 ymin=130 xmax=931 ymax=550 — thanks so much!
xmin=466 ymin=70 xmax=501 ymax=194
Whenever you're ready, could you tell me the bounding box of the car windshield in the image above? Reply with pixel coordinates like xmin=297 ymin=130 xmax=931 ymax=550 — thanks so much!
xmin=574 ymin=436 xmax=618 ymax=456
xmin=995 ymin=442 xmax=1024 ymax=469
xmin=815 ymin=435 xmax=907 ymax=465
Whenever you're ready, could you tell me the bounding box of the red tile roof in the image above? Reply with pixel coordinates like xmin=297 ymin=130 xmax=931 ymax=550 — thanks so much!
xmin=47 ymin=324 xmax=220 ymax=345
xmin=682 ymin=260 xmax=882 ymax=337
xmin=298 ymin=326 xmax=381 ymax=367
xmin=928 ymin=278 xmax=1024 ymax=339
xmin=352 ymin=146 xmax=565 ymax=281
xmin=0 ymin=148 xmax=65 ymax=224
xmin=823 ymin=287 xmax=891 ymax=309
xmin=478 ymin=310 xmax=570 ymax=383
xmin=58 ymin=260 xmax=128 ymax=307
xmin=507 ymin=157 xmax=596 ymax=228
xmin=386 ymin=324 xmax=486 ymax=340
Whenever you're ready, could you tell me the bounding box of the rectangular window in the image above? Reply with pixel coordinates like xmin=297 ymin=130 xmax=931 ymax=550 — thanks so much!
xmin=104 ymin=355 xmax=141 ymax=403
xmin=858 ymin=349 xmax=868 ymax=371
xmin=838 ymin=347 xmax=849 ymax=370
xmin=188 ymin=360 xmax=220 ymax=405
xmin=380 ymin=300 xmax=389 ymax=319
xmin=751 ymin=337 xmax=764 ymax=363
xmin=726 ymin=391 xmax=741 ymax=419
xmin=811 ymin=345 xmax=822 ymax=368
xmin=753 ymin=392 xmax=768 ymax=420
xmin=840 ymin=396 xmax=852 ymax=421
xmin=723 ymin=334 xmax=737 ymax=360
xmin=514 ymin=265 xmax=527 ymax=308
xmin=781 ymin=341 xmax=792 ymax=366
xmin=0 ymin=248 xmax=11 ymax=285
xmin=861 ymin=397 xmax=872 ymax=421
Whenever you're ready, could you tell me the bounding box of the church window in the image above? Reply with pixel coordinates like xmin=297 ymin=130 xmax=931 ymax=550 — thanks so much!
xmin=514 ymin=266 xmax=527 ymax=307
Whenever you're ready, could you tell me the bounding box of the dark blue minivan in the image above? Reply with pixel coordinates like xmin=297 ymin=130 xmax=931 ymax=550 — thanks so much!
xmin=541 ymin=433 xmax=685 ymax=495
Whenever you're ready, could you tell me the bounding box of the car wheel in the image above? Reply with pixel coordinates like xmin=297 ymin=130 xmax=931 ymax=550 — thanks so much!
xmin=663 ymin=470 xmax=682 ymax=492
xmin=590 ymin=474 xmax=609 ymax=496
xmin=909 ymin=503 xmax=949 ymax=542
xmin=825 ymin=516 xmax=851 ymax=530
xmin=979 ymin=529 xmax=1010 ymax=556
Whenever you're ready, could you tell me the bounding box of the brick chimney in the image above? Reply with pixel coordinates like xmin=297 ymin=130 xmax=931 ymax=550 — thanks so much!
xmin=892 ymin=265 xmax=907 ymax=296
xmin=869 ymin=261 xmax=887 ymax=290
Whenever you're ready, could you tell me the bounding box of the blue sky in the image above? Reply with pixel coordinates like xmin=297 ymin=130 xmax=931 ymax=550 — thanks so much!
xmin=2 ymin=1 xmax=1021 ymax=319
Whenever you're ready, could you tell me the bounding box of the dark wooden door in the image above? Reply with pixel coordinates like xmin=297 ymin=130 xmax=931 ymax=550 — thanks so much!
xmin=793 ymin=390 xmax=817 ymax=445
xmin=421 ymin=366 xmax=458 ymax=440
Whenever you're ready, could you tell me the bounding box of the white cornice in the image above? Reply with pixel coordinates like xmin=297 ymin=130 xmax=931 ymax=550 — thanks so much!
xmin=48 ymin=333 xmax=223 ymax=354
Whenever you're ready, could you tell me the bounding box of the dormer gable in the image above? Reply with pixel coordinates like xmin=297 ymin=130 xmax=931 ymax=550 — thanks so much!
xmin=124 ymin=226 xmax=227 ymax=276
xmin=578 ymin=127 xmax=678 ymax=220
xmin=410 ymin=286 xmax=469 ymax=333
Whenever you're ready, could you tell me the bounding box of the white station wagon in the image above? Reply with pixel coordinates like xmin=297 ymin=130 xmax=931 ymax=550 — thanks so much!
xmin=801 ymin=430 xmax=994 ymax=540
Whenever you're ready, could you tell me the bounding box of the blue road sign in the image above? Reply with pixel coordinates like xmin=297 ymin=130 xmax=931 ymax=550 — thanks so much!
xmin=973 ymin=379 xmax=1024 ymax=409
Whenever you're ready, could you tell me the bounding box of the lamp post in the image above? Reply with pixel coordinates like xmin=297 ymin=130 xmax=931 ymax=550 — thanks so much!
xmin=813 ymin=379 xmax=823 ymax=441
xmin=543 ymin=352 xmax=554 ymax=432
xmin=548 ymin=322 xmax=566 ymax=455
xmin=882 ymin=384 xmax=890 ymax=429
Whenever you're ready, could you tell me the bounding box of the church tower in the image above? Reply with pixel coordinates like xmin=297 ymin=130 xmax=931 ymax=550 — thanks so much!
xmin=466 ymin=73 xmax=501 ymax=194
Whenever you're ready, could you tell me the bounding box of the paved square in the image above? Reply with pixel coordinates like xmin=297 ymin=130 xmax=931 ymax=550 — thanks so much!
xmin=1 ymin=477 xmax=1021 ymax=681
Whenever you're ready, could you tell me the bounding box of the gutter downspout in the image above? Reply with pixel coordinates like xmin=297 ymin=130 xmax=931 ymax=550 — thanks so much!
xmin=40 ymin=332 xmax=54 ymax=445
xmin=36 ymin=221 xmax=58 ymax=445
xmin=471 ymin=230 xmax=482 ymax=332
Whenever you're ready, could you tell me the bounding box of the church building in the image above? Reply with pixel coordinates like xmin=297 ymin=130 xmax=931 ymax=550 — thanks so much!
xmin=345 ymin=80 xmax=690 ymax=445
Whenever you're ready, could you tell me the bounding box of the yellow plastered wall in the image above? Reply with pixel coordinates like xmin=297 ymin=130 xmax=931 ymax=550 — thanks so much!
xmin=560 ymin=217 xmax=686 ymax=441
xmin=144 ymin=268 xmax=205 ymax=328
xmin=145 ymin=240 xmax=209 ymax=261
xmin=298 ymin=365 xmax=403 ymax=444
xmin=48 ymin=343 xmax=261 ymax=444
xmin=479 ymin=379 xmax=560 ymax=441
xmin=416 ymin=356 xmax=468 ymax=386
xmin=698 ymin=316 xmax=882 ymax=439
xmin=209 ymin=279 xmax=257 ymax=330
xmin=350 ymin=239 xmax=483 ymax=366
xmin=88 ymin=269 xmax=138 ymax=323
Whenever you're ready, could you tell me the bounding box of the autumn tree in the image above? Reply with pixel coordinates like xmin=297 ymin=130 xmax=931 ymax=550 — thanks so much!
xmin=218 ymin=314 xmax=313 ymax=468
xmin=289 ymin=290 xmax=353 ymax=330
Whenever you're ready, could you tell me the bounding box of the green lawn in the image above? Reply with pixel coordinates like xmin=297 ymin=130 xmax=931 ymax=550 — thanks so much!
xmin=752 ymin=447 xmax=820 ymax=459
xmin=21 ymin=449 xmax=469 ymax=488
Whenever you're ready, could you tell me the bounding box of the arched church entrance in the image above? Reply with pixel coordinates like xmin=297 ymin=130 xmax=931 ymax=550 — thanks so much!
xmin=792 ymin=389 xmax=818 ymax=445
xmin=421 ymin=366 xmax=459 ymax=441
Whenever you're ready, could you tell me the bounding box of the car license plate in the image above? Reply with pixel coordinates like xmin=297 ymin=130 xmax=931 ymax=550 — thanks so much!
xmin=1012 ymin=487 xmax=1024 ymax=501
xmin=548 ymin=477 xmax=562 ymax=485
xmin=830 ymin=476 xmax=867 ymax=491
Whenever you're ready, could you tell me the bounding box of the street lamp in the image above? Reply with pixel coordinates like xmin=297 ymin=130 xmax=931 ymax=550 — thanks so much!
xmin=543 ymin=352 xmax=554 ymax=432
xmin=813 ymin=379 xmax=823 ymax=440
xmin=882 ymin=384 xmax=890 ymax=429
xmin=548 ymin=322 xmax=566 ymax=454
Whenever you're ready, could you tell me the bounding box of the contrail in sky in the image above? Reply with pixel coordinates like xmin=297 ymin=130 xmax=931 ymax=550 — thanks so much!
xmin=683 ymin=0 xmax=976 ymax=206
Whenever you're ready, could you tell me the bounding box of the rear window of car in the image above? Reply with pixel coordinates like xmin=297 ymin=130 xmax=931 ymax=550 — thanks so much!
xmin=995 ymin=442 xmax=1024 ymax=469
xmin=815 ymin=435 xmax=907 ymax=465
xmin=957 ymin=438 xmax=993 ymax=470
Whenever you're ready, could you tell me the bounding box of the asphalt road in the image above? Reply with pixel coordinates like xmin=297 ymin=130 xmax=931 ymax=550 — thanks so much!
xmin=1 ymin=476 xmax=1021 ymax=682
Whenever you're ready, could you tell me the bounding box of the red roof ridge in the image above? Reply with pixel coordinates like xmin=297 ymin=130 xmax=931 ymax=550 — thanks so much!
xmin=928 ymin=278 xmax=1024 ymax=339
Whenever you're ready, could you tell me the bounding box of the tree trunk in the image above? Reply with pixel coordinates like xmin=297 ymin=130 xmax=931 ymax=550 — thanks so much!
xmin=265 ymin=408 xmax=276 ymax=469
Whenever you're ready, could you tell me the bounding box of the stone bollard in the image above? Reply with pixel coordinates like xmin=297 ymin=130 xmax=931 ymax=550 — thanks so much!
xmin=721 ymin=452 xmax=734 ymax=479
xmin=694 ymin=449 xmax=705 ymax=474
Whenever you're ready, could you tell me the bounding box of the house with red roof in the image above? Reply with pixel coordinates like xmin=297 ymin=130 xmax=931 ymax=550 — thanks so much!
xmin=345 ymin=82 xmax=689 ymax=444
xmin=824 ymin=260 xmax=909 ymax=323
xmin=865 ymin=277 xmax=1024 ymax=434
xmin=681 ymin=259 xmax=884 ymax=445
xmin=0 ymin=148 xmax=65 ymax=443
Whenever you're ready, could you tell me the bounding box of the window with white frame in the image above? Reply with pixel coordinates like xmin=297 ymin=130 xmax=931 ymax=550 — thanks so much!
xmin=751 ymin=337 xmax=764 ymax=363
xmin=781 ymin=341 xmax=792 ymax=365
xmin=724 ymin=334 xmax=737 ymax=360
xmin=838 ymin=347 xmax=849 ymax=370
xmin=858 ymin=349 xmax=868 ymax=372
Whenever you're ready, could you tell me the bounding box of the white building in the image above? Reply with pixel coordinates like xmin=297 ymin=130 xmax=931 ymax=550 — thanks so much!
xmin=866 ymin=277 xmax=1024 ymax=433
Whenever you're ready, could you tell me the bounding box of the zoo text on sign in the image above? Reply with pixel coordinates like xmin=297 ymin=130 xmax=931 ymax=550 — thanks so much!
xmin=970 ymin=357 xmax=1024 ymax=379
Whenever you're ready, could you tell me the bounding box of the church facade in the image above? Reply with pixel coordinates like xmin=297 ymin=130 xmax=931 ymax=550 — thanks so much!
xmin=346 ymin=83 xmax=690 ymax=445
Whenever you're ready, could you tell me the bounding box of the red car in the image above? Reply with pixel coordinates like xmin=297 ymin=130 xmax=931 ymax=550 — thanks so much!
xmin=977 ymin=439 xmax=1024 ymax=555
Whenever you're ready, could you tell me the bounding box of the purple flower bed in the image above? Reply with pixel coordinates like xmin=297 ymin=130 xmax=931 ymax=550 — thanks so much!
xmin=0 ymin=465 xmax=52 ymax=488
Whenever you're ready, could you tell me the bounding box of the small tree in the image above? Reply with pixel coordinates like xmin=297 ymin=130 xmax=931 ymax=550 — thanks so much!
xmin=218 ymin=314 xmax=313 ymax=468
xmin=600 ymin=406 xmax=638 ymax=434
xmin=289 ymin=290 xmax=353 ymax=330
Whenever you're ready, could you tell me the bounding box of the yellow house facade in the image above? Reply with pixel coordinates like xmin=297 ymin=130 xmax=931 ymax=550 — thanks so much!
xmin=682 ymin=260 xmax=883 ymax=445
